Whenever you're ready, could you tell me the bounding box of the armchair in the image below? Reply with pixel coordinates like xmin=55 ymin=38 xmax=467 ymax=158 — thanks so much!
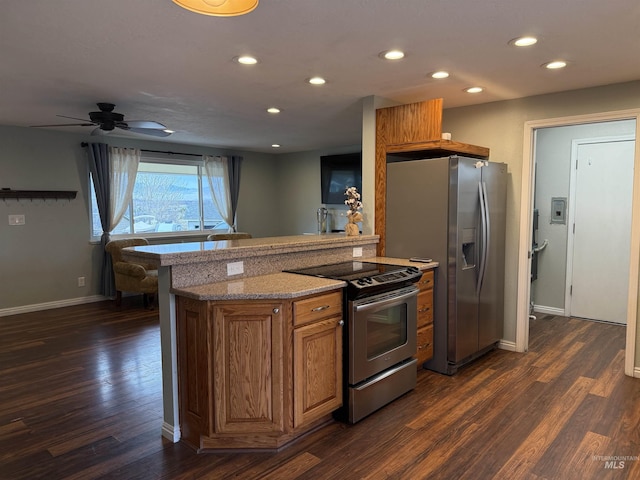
xmin=105 ymin=238 xmax=158 ymax=308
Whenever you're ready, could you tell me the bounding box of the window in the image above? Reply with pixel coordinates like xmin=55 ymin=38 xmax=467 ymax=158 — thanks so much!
xmin=90 ymin=155 xmax=227 ymax=239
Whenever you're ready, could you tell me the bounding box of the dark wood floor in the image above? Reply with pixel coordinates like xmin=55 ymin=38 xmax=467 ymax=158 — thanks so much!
xmin=2 ymin=298 xmax=639 ymax=479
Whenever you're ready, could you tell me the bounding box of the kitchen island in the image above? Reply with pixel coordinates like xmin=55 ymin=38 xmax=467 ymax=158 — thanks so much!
xmin=123 ymin=234 xmax=380 ymax=443
xmin=123 ymin=234 xmax=437 ymax=449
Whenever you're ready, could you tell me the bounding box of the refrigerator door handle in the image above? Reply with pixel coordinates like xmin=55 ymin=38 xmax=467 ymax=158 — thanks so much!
xmin=476 ymin=182 xmax=489 ymax=296
xmin=481 ymin=181 xmax=491 ymax=292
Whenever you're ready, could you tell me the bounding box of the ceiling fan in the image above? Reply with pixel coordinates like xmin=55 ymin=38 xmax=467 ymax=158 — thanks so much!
xmin=31 ymin=102 xmax=173 ymax=137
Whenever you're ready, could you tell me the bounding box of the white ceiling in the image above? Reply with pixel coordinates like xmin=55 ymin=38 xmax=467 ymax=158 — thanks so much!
xmin=1 ymin=0 xmax=639 ymax=153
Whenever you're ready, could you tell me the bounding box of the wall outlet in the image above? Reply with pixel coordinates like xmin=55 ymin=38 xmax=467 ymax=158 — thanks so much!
xmin=353 ymin=247 xmax=363 ymax=257
xmin=77 ymin=276 xmax=85 ymax=287
xmin=227 ymin=261 xmax=244 ymax=276
xmin=8 ymin=214 xmax=25 ymax=225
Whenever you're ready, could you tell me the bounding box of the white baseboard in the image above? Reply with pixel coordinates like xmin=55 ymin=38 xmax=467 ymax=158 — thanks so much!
xmin=498 ymin=339 xmax=517 ymax=352
xmin=0 ymin=295 xmax=107 ymax=317
xmin=162 ymin=422 xmax=181 ymax=443
xmin=533 ymin=305 xmax=565 ymax=316
xmin=634 ymin=367 xmax=640 ymax=379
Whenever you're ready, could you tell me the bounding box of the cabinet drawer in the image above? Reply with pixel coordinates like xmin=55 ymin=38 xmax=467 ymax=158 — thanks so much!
xmin=293 ymin=291 xmax=342 ymax=327
xmin=417 ymin=290 xmax=433 ymax=328
xmin=416 ymin=324 xmax=434 ymax=366
xmin=417 ymin=270 xmax=434 ymax=291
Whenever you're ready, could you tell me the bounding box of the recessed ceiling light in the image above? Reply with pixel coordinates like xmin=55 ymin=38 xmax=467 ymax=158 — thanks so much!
xmin=267 ymin=107 xmax=281 ymax=114
xmin=272 ymin=144 xmax=281 ymax=148
xmin=466 ymin=87 xmax=483 ymax=94
xmin=380 ymin=49 xmax=405 ymax=60
xmin=236 ymin=55 xmax=258 ymax=65
xmin=543 ymin=60 xmax=567 ymax=69
xmin=431 ymin=71 xmax=450 ymax=79
xmin=308 ymin=76 xmax=326 ymax=85
xmin=510 ymin=36 xmax=538 ymax=47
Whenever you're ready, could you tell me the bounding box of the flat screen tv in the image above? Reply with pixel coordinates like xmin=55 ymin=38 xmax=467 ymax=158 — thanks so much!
xmin=320 ymin=152 xmax=362 ymax=204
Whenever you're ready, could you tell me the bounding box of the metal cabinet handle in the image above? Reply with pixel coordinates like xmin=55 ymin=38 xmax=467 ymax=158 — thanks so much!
xmin=338 ymin=320 xmax=344 ymax=327
xmin=311 ymin=305 xmax=330 ymax=312
xmin=273 ymin=308 xmax=280 ymax=314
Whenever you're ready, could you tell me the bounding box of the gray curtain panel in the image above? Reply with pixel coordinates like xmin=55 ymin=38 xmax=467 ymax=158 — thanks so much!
xmin=86 ymin=142 xmax=115 ymax=297
xmin=228 ymin=156 xmax=242 ymax=232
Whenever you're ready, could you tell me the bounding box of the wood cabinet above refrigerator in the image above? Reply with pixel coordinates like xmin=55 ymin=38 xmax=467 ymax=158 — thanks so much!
xmin=374 ymin=98 xmax=490 ymax=256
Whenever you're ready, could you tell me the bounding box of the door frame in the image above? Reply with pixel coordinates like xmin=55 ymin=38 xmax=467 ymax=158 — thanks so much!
xmin=516 ymin=109 xmax=640 ymax=377
xmin=565 ymin=135 xmax=635 ymax=321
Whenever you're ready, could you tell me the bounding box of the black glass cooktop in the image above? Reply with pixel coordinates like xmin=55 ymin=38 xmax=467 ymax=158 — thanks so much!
xmin=286 ymin=261 xmax=398 ymax=279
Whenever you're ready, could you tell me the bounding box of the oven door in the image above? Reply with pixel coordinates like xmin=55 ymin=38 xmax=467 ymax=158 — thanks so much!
xmin=348 ymin=286 xmax=418 ymax=385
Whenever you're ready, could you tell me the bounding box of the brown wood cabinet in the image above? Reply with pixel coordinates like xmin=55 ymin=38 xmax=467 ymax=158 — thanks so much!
xmin=374 ymin=98 xmax=489 ymax=257
xmin=416 ymin=270 xmax=435 ymax=368
xmin=212 ymin=302 xmax=285 ymax=436
xmin=292 ymin=291 xmax=343 ymax=428
xmin=176 ymin=289 xmax=343 ymax=452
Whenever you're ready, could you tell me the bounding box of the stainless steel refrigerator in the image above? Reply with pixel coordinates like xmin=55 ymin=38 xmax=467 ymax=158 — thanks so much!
xmin=386 ymin=156 xmax=507 ymax=375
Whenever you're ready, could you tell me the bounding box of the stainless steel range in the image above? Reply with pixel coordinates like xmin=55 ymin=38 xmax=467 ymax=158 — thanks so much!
xmin=286 ymin=261 xmax=421 ymax=423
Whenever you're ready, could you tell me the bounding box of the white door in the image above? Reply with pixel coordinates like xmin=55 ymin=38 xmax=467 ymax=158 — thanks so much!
xmin=568 ymin=138 xmax=635 ymax=324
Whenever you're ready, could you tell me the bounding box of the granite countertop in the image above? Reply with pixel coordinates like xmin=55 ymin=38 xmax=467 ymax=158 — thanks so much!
xmin=171 ymin=256 xmax=438 ymax=301
xmin=124 ymin=233 xmax=380 ymax=267
xmin=368 ymin=256 xmax=438 ymax=270
xmin=172 ymin=272 xmax=345 ymax=301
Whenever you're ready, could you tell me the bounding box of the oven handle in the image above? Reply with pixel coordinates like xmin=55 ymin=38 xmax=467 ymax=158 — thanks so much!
xmin=353 ymin=287 xmax=418 ymax=313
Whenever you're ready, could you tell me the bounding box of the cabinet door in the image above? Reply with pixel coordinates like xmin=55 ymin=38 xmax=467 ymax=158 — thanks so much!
xmin=417 ymin=324 xmax=434 ymax=365
xmin=213 ymin=302 xmax=284 ymax=434
xmin=417 ymin=270 xmax=434 ymax=291
xmin=293 ymin=316 xmax=343 ymax=428
xmin=417 ymin=290 xmax=434 ymax=328
xmin=177 ymin=297 xmax=212 ymax=446
xmin=416 ymin=270 xmax=434 ymax=368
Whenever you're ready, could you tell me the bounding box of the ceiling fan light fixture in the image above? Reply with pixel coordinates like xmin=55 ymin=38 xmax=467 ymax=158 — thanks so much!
xmin=172 ymin=0 xmax=258 ymax=17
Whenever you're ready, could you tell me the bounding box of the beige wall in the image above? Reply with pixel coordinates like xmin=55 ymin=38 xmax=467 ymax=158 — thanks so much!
xmin=438 ymin=80 xmax=640 ymax=361
xmin=0 ymin=126 xmax=280 ymax=312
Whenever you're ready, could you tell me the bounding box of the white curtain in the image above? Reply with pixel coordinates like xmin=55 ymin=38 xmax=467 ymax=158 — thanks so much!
xmin=108 ymin=147 xmax=140 ymax=232
xmin=204 ymin=155 xmax=235 ymax=231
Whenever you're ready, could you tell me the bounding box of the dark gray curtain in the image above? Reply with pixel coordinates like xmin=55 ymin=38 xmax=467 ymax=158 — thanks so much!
xmin=86 ymin=143 xmax=115 ymax=297
xmin=228 ymin=156 xmax=243 ymax=232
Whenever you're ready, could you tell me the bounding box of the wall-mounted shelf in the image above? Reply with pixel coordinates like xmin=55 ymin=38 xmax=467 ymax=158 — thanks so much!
xmin=0 ymin=189 xmax=77 ymax=200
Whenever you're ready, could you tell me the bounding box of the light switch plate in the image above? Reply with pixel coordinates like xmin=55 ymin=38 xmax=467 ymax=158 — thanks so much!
xmin=227 ymin=261 xmax=244 ymax=276
xmin=8 ymin=214 xmax=25 ymax=225
xmin=353 ymin=247 xmax=363 ymax=257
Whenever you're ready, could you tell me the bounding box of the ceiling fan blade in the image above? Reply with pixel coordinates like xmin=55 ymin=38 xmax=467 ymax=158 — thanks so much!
xmin=123 ymin=127 xmax=173 ymax=137
xmin=31 ymin=122 xmax=95 ymax=127
xmin=125 ymin=120 xmax=168 ymax=129
xmin=57 ymin=114 xmax=96 ymax=123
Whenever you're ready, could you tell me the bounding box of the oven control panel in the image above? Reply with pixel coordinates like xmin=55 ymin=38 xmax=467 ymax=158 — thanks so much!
xmin=351 ymin=266 xmax=422 ymax=289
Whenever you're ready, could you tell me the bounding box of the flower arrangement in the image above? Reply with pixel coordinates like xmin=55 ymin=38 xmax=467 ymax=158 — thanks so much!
xmin=344 ymin=186 xmax=363 ymax=236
